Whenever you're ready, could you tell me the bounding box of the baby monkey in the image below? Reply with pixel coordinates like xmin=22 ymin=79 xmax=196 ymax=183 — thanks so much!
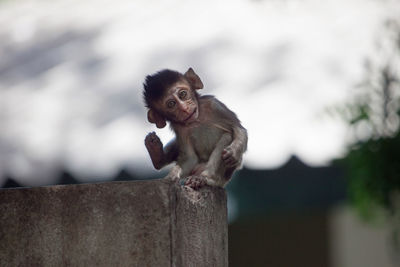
xmin=143 ymin=68 xmax=247 ymax=189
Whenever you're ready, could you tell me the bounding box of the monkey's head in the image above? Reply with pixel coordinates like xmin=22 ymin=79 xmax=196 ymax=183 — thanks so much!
xmin=143 ymin=68 xmax=204 ymax=128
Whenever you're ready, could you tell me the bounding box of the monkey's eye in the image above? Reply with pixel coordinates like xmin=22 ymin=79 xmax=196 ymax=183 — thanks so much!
xmin=178 ymin=90 xmax=188 ymax=100
xmin=167 ymin=100 xmax=176 ymax=109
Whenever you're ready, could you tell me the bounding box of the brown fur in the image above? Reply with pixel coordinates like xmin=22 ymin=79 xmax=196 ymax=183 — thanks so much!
xmin=144 ymin=68 xmax=247 ymax=189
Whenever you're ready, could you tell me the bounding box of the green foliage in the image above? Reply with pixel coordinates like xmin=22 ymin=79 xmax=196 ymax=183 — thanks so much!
xmin=339 ymin=135 xmax=400 ymax=219
xmin=337 ymin=19 xmax=400 ymax=220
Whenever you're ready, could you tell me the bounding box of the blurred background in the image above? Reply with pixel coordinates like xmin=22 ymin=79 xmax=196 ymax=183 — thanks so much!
xmin=1 ymin=0 xmax=400 ymax=266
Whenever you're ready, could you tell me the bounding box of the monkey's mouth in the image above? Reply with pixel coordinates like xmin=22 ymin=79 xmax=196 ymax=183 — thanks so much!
xmin=184 ymin=108 xmax=197 ymax=123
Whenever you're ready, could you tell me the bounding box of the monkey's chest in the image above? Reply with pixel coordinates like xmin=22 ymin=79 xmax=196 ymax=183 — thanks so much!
xmin=189 ymin=125 xmax=223 ymax=162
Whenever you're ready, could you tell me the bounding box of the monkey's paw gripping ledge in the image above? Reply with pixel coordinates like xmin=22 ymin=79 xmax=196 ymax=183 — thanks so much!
xmin=0 ymin=179 xmax=228 ymax=267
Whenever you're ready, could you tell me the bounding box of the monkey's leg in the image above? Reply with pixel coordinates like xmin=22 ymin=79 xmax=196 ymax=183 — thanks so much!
xmin=185 ymin=133 xmax=232 ymax=189
xmin=165 ymin=145 xmax=198 ymax=182
xmin=145 ymin=133 xmax=178 ymax=170
xmin=203 ymin=133 xmax=233 ymax=187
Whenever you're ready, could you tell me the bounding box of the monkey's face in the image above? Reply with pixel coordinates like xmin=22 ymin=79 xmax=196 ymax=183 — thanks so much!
xmin=159 ymin=80 xmax=199 ymax=125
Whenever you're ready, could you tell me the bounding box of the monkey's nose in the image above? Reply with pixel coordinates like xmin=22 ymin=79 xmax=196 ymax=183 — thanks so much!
xmin=178 ymin=103 xmax=190 ymax=114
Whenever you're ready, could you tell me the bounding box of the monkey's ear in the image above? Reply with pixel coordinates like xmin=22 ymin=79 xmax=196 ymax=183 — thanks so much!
xmin=147 ymin=109 xmax=166 ymax=128
xmin=184 ymin=68 xmax=203 ymax=90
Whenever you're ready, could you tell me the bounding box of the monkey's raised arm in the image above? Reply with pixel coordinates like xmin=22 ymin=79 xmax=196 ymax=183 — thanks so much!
xmin=145 ymin=133 xmax=178 ymax=170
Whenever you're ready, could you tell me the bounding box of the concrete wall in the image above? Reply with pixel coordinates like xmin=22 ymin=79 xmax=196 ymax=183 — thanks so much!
xmin=0 ymin=179 xmax=228 ymax=267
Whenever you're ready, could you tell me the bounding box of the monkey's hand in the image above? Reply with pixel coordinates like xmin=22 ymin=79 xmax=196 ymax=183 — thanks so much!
xmin=222 ymin=145 xmax=242 ymax=168
xmin=184 ymin=175 xmax=207 ymax=190
xmin=145 ymin=132 xmax=164 ymax=169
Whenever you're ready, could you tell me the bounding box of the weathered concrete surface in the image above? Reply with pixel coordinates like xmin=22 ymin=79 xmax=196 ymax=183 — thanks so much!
xmin=171 ymin=185 xmax=228 ymax=267
xmin=0 ymin=179 xmax=227 ymax=267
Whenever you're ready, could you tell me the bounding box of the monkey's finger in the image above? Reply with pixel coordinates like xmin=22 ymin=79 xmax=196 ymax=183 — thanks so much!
xmin=185 ymin=176 xmax=205 ymax=190
xmin=225 ymin=156 xmax=238 ymax=166
xmin=146 ymin=133 xmax=156 ymax=141
xmin=185 ymin=177 xmax=197 ymax=186
xmin=185 ymin=181 xmax=197 ymax=189
xmin=146 ymin=135 xmax=157 ymax=143
xmin=147 ymin=133 xmax=162 ymax=144
xmin=222 ymin=150 xmax=232 ymax=160
xmin=227 ymin=161 xmax=238 ymax=168
xmin=224 ymin=159 xmax=235 ymax=167
xmin=222 ymin=148 xmax=231 ymax=153
xmin=184 ymin=177 xmax=193 ymax=186
xmin=222 ymin=153 xmax=234 ymax=162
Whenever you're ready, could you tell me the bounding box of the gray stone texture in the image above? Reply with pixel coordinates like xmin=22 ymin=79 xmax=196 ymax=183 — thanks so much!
xmin=0 ymin=179 xmax=227 ymax=267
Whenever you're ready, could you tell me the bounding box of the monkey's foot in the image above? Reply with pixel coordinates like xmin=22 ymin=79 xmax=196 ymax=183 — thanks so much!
xmin=165 ymin=174 xmax=180 ymax=184
xmin=184 ymin=175 xmax=206 ymax=190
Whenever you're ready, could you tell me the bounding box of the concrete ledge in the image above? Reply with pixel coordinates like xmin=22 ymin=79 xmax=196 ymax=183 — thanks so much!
xmin=0 ymin=179 xmax=227 ymax=267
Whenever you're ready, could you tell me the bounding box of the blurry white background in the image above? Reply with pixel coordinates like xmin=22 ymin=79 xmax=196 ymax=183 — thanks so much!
xmin=0 ymin=0 xmax=399 ymax=186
